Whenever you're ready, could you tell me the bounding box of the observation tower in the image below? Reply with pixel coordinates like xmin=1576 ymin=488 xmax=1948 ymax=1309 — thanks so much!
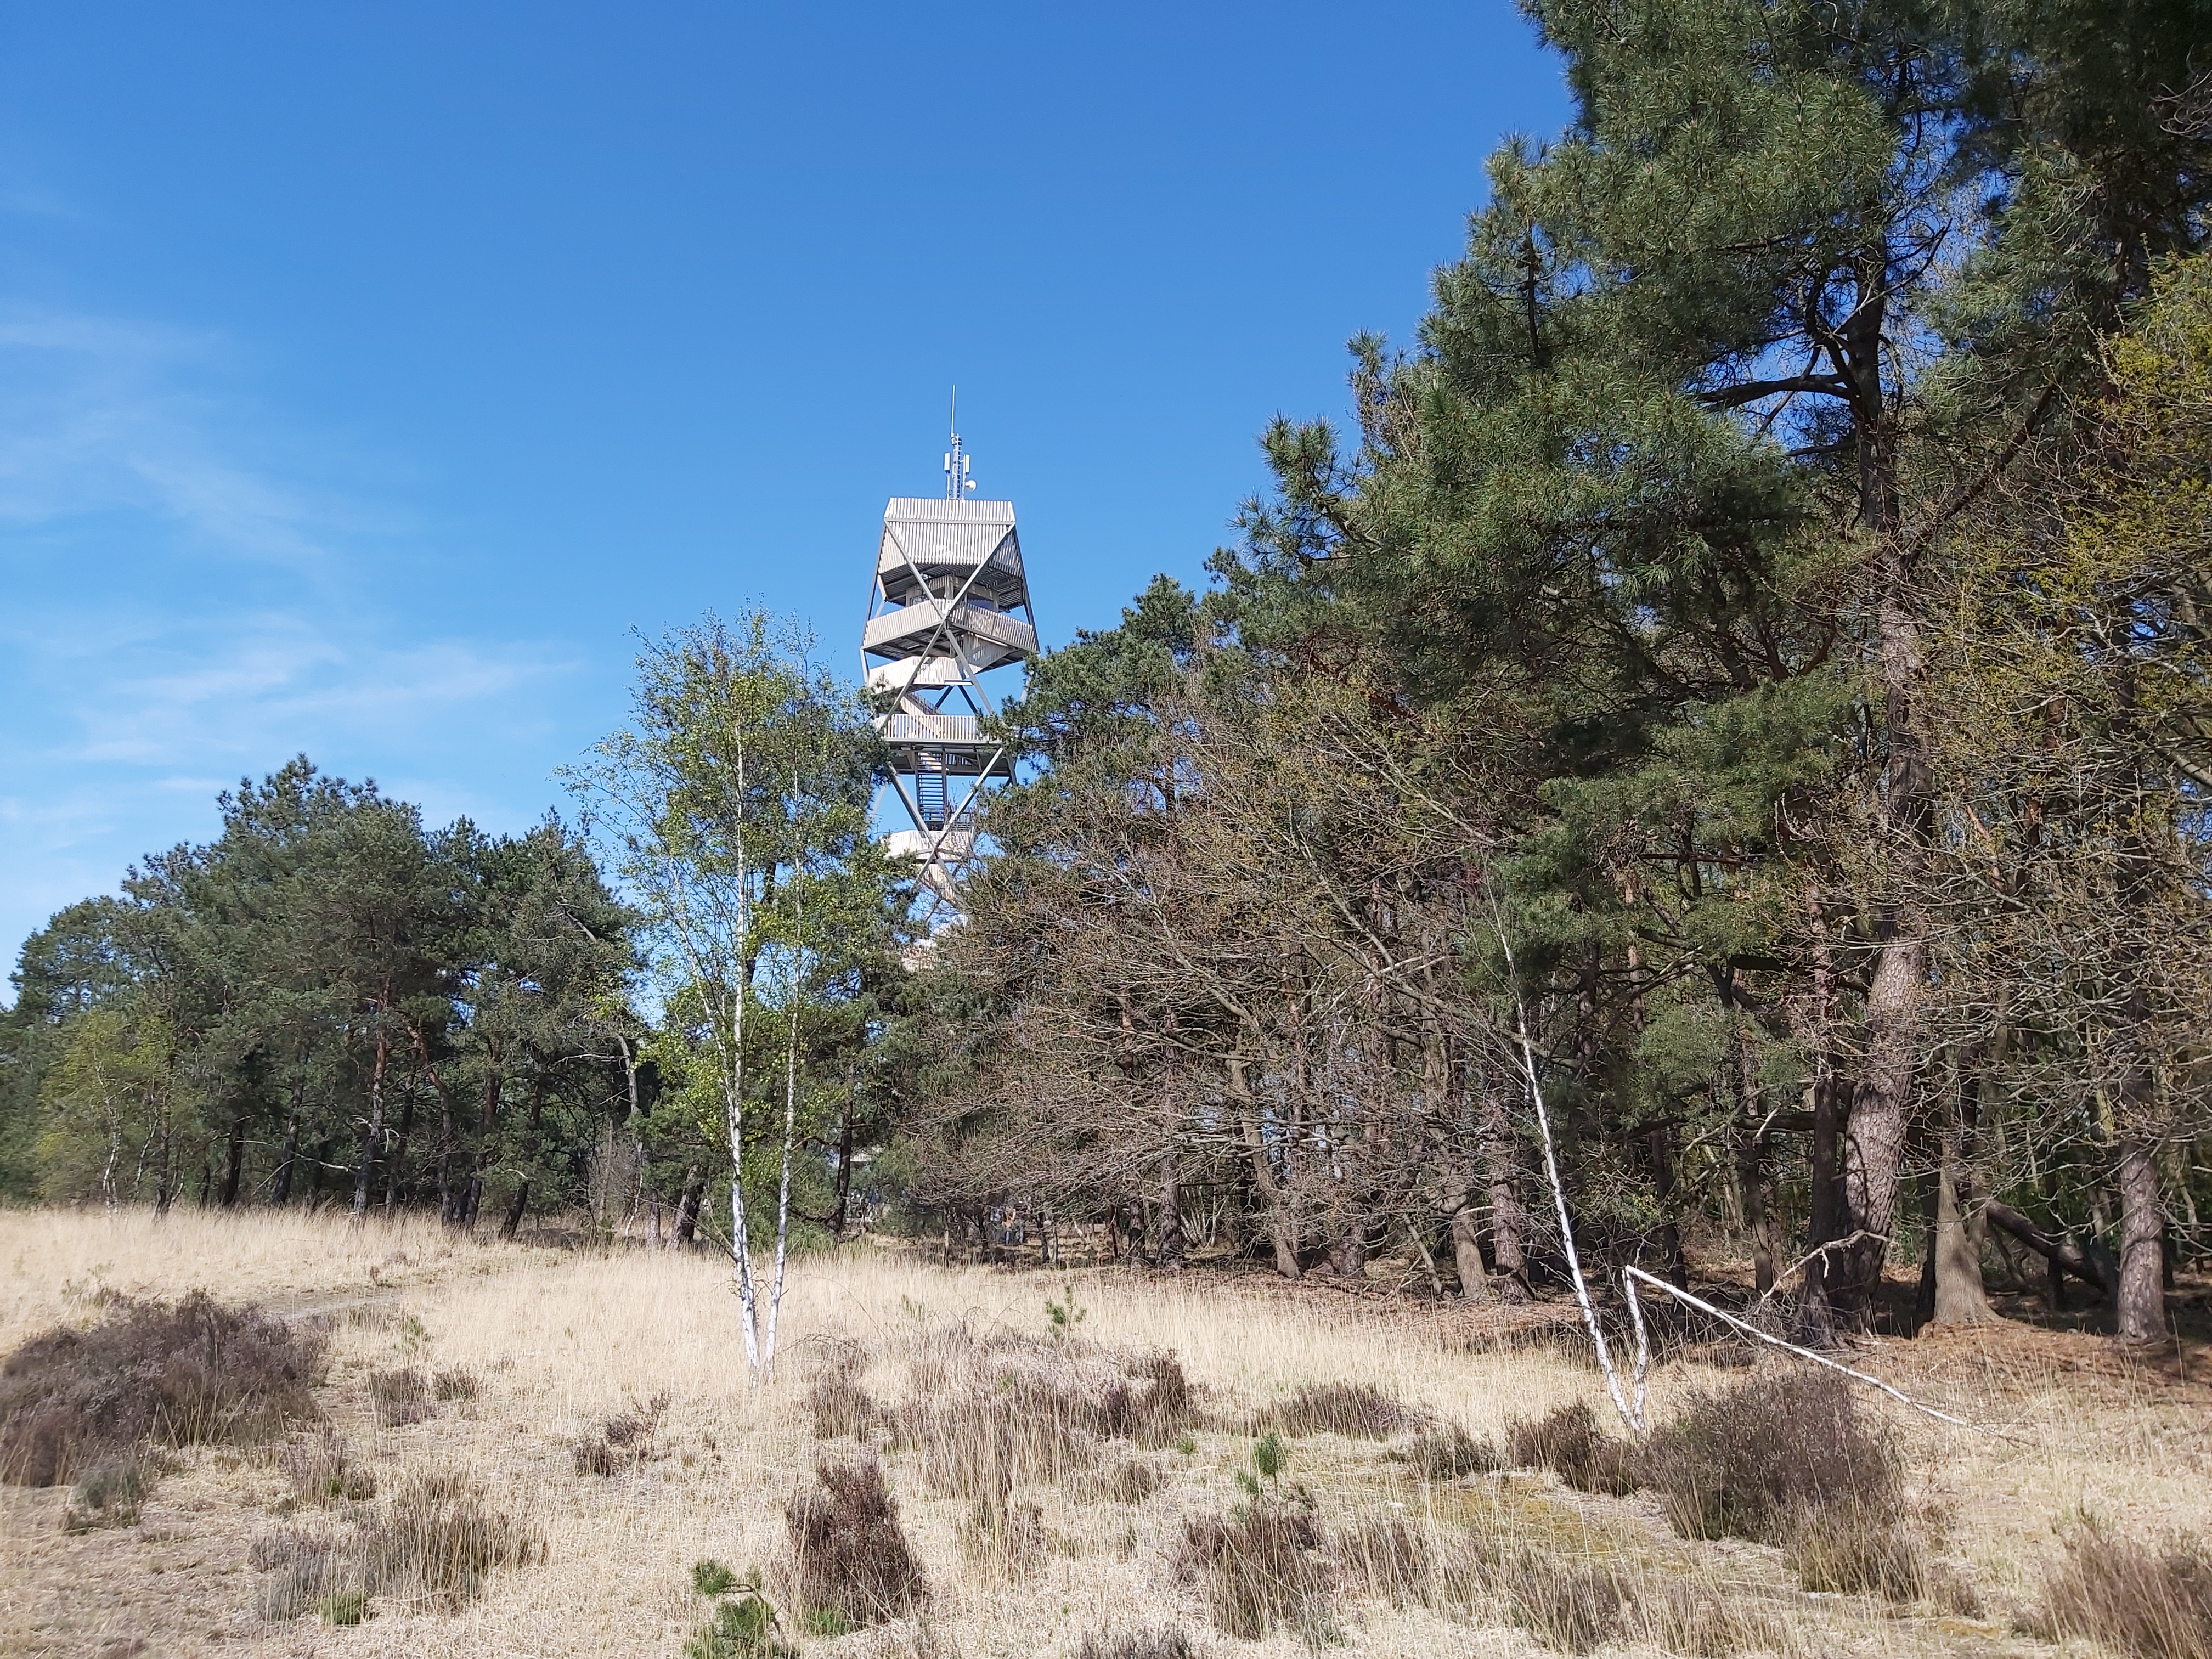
xmin=861 ymin=420 xmax=1038 ymax=921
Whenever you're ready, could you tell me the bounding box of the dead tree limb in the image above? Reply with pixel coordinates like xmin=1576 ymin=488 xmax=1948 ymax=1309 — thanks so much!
xmin=1983 ymin=1200 xmax=2114 ymax=1296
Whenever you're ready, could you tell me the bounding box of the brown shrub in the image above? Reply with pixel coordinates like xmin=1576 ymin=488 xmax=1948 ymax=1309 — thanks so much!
xmin=573 ymin=1391 xmax=669 ymax=1475
xmin=282 ymin=1430 xmax=376 ymax=1504
xmin=1398 ymin=1423 xmax=1504 ymax=1481
xmin=1172 ymin=1498 xmax=1335 ymax=1643
xmin=358 ymin=1469 xmax=546 ymax=1608
xmin=1075 ymin=1628 xmax=1194 ymax=1659
xmin=0 ymin=1291 xmax=324 ymax=1485
xmin=784 ymin=1450 xmax=924 ymax=1627
xmin=1639 ymin=1368 xmax=1923 ymax=1598
xmin=431 ymin=1368 xmax=480 ymax=1402
xmin=1505 ymin=1401 xmax=1638 ymax=1496
xmin=368 ymin=1368 xmax=433 ymax=1427
xmin=2038 ymin=1517 xmax=2212 ymax=1659
xmin=1270 ymin=1380 xmax=1420 ymax=1440
xmin=1640 ymin=1369 xmax=1895 ymax=1540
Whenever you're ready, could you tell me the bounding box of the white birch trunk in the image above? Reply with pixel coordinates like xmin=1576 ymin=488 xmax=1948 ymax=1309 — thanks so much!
xmin=762 ymin=800 xmax=804 ymax=1375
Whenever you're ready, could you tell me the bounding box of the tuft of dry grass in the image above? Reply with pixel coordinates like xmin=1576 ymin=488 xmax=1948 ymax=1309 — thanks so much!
xmin=1172 ymin=1495 xmax=1336 ymax=1643
xmin=2037 ymin=1516 xmax=2212 ymax=1659
xmin=281 ymin=1427 xmax=376 ymax=1504
xmin=368 ymin=1365 xmax=434 ymax=1427
xmin=432 ymin=1367 xmax=481 ymax=1402
xmin=1332 ymin=1510 xmax=1482 ymax=1615
xmin=783 ymin=1449 xmax=924 ymax=1627
xmin=0 ymin=1290 xmax=324 ymax=1485
xmin=1268 ymin=1379 xmax=1424 ymax=1440
xmin=887 ymin=1327 xmax=1192 ymax=1513
xmin=1074 ymin=1626 xmax=1195 ymax=1659
xmin=359 ymin=1468 xmax=546 ymax=1609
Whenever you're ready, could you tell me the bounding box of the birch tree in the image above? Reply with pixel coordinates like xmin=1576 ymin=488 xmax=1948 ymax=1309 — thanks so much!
xmin=569 ymin=612 xmax=878 ymax=1381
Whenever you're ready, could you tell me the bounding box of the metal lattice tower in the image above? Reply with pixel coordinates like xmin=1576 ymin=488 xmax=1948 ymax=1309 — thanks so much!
xmin=862 ymin=421 xmax=1037 ymax=922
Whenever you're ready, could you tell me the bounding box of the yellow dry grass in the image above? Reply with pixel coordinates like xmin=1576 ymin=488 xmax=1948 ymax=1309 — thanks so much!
xmin=0 ymin=1205 xmax=2204 ymax=1658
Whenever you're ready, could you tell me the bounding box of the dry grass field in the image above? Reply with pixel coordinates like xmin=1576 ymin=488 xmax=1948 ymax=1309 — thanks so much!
xmin=2 ymin=1207 xmax=2209 ymax=1659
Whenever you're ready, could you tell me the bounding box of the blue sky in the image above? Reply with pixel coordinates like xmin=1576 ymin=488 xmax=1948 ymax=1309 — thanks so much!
xmin=0 ymin=2 xmax=1568 ymax=985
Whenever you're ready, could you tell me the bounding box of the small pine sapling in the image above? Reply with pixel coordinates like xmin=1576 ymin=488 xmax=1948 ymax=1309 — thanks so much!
xmin=1045 ymin=1281 xmax=1087 ymax=1341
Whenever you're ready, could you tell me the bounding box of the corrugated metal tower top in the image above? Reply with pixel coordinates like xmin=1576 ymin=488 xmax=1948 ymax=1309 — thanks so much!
xmin=876 ymin=498 xmax=1024 ymax=580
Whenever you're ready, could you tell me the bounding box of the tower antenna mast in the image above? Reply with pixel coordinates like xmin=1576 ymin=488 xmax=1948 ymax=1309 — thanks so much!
xmin=943 ymin=387 xmax=973 ymax=500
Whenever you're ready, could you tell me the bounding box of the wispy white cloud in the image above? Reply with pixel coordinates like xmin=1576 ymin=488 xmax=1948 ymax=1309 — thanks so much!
xmin=0 ymin=304 xmax=400 ymax=568
xmin=0 ymin=298 xmax=584 ymax=978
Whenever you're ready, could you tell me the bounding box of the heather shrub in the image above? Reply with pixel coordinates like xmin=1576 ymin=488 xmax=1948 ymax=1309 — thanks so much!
xmin=1505 ymin=1400 xmax=1638 ymax=1496
xmin=783 ymin=1450 xmax=924 ymax=1626
xmin=1397 ymin=1421 xmax=1503 ymax=1480
xmin=1640 ymin=1368 xmax=1923 ymax=1598
xmin=0 ymin=1291 xmax=323 ymax=1485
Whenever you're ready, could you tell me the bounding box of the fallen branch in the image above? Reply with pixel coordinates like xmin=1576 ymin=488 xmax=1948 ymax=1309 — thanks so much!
xmin=1620 ymin=1266 xmax=2015 ymax=1440
xmin=1983 ymin=1200 xmax=2114 ymax=1296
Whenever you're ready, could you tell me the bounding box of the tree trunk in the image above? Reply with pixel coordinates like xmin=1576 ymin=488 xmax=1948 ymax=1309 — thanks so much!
xmin=272 ymin=1077 xmax=304 ymax=1206
xmin=1481 ymin=1082 xmax=1529 ymax=1302
xmin=353 ymin=1014 xmax=389 ymax=1220
xmin=1985 ymin=1199 xmax=2113 ymax=1295
xmin=1157 ymin=1160 xmax=1186 ymax=1273
xmin=1327 ymin=1221 xmax=1367 ymax=1280
xmin=1451 ymin=1205 xmax=1491 ymax=1304
xmin=831 ymin=1088 xmax=855 ymax=1239
xmin=672 ymin=1165 xmax=703 ymax=1246
xmin=1798 ymin=883 xmax=1843 ymax=1339
xmin=1932 ymin=1112 xmax=1995 ymax=1326
xmin=1649 ymin=1127 xmax=1686 ymax=1289
xmin=501 ymin=1177 xmax=530 ymax=1241
xmin=1229 ymin=1058 xmax=1302 ymax=1279
xmin=220 ymin=1114 xmax=247 ymax=1208
xmin=383 ymin=1080 xmax=417 ymax=1216
xmin=2116 ymin=1139 xmax=2166 ymax=1342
